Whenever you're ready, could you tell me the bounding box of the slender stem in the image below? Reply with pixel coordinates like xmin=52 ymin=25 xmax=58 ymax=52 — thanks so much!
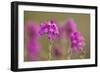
xmin=67 ymin=39 xmax=72 ymax=59
xmin=67 ymin=48 xmax=72 ymax=59
xmin=49 ymin=44 xmax=52 ymax=60
xmin=49 ymin=40 xmax=52 ymax=60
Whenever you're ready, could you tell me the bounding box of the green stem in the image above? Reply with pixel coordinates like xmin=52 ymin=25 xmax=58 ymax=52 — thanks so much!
xmin=67 ymin=39 xmax=72 ymax=59
xmin=49 ymin=40 xmax=52 ymax=60
xmin=67 ymin=48 xmax=72 ymax=59
xmin=49 ymin=44 xmax=52 ymax=60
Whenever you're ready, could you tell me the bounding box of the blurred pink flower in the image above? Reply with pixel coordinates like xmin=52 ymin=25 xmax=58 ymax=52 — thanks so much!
xmin=25 ymin=21 xmax=40 ymax=39
xmin=25 ymin=21 xmax=41 ymax=60
xmin=26 ymin=39 xmax=41 ymax=61
xmin=66 ymin=18 xmax=85 ymax=52
xmin=27 ymin=39 xmax=41 ymax=55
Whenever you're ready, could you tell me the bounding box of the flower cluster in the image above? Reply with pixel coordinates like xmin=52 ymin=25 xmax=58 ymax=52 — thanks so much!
xmin=70 ymin=32 xmax=85 ymax=52
xmin=66 ymin=18 xmax=85 ymax=52
xmin=39 ymin=20 xmax=59 ymax=40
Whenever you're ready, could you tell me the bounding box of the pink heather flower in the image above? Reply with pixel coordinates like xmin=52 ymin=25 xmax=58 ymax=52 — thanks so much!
xmin=66 ymin=18 xmax=85 ymax=52
xmin=70 ymin=32 xmax=85 ymax=52
xmin=39 ymin=20 xmax=59 ymax=40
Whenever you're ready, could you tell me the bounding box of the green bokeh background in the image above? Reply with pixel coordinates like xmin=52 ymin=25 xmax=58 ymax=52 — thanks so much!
xmin=24 ymin=11 xmax=90 ymax=61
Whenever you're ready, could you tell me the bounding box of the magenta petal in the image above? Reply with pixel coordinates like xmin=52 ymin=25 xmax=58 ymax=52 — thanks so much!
xmin=70 ymin=32 xmax=76 ymax=40
xmin=77 ymin=42 xmax=83 ymax=47
xmin=77 ymin=36 xmax=85 ymax=42
xmin=72 ymin=39 xmax=77 ymax=44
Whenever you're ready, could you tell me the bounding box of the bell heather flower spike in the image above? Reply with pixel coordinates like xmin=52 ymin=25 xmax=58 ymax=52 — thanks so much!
xmin=25 ymin=21 xmax=41 ymax=61
xmin=39 ymin=20 xmax=59 ymax=59
xmin=66 ymin=18 xmax=85 ymax=53
xmin=39 ymin=20 xmax=59 ymax=40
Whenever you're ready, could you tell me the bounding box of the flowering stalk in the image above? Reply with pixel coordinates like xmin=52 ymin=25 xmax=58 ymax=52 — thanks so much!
xmin=39 ymin=20 xmax=59 ymax=60
xmin=65 ymin=18 xmax=85 ymax=59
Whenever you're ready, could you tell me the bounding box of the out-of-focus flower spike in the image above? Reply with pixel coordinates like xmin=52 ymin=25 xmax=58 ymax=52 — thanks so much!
xmin=66 ymin=18 xmax=85 ymax=53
